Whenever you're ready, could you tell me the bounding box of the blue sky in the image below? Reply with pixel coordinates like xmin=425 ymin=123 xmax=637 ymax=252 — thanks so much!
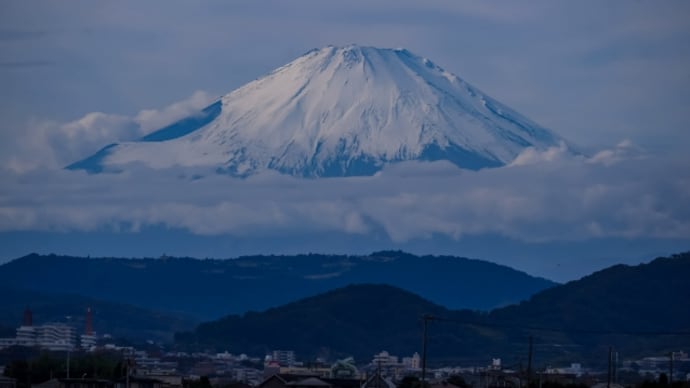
xmin=1 ymin=1 xmax=689 ymax=281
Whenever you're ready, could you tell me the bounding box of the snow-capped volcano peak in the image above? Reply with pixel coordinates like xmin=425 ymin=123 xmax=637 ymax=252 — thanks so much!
xmin=68 ymin=45 xmax=568 ymax=177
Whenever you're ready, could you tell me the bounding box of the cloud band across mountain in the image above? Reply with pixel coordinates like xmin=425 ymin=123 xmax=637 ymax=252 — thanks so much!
xmin=1 ymin=147 xmax=688 ymax=243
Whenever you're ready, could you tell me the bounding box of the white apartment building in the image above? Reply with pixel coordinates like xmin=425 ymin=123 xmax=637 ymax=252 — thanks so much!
xmin=0 ymin=323 xmax=75 ymax=351
xmin=372 ymin=351 xmax=399 ymax=367
xmin=402 ymin=353 xmax=421 ymax=369
xmin=271 ymin=350 xmax=296 ymax=366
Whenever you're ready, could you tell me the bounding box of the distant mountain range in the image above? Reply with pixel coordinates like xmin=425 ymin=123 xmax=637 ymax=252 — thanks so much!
xmin=176 ymin=251 xmax=690 ymax=365
xmin=67 ymin=45 xmax=569 ymax=177
xmin=4 ymin=250 xmax=687 ymax=364
xmin=0 ymin=251 xmax=555 ymax=320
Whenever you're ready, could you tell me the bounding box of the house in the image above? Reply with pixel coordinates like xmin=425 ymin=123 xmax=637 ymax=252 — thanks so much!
xmin=32 ymin=378 xmax=112 ymax=388
xmin=0 ymin=376 xmax=16 ymax=388
xmin=140 ymin=375 xmax=181 ymax=388
xmin=321 ymin=379 xmax=361 ymax=388
xmin=361 ymin=374 xmax=395 ymax=388
xmin=590 ymin=384 xmax=624 ymax=388
xmin=259 ymin=375 xmax=330 ymax=388
xmin=114 ymin=376 xmax=164 ymax=388
xmin=259 ymin=374 xmax=289 ymax=388
xmin=286 ymin=377 xmax=332 ymax=388
xmin=259 ymin=374 xmax=364 ymax=388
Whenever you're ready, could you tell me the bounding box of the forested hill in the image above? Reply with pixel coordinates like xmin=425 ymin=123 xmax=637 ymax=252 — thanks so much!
xmin=0 ymin=251 xmax=555 ymax=320
xmin=489 ymin=251 xmax=690 ymax=342
xmin=490 ymin=252 xmax=690 ymax=351
xmin=175 ymin=284 xmax=479 ymax=360
xmin=176 ymin=252 xmax=690 ymax=365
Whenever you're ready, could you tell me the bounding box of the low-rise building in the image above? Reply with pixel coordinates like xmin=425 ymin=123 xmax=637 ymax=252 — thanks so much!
xmin=0 ymin=324 xmax=76 ymax=351
xmin=114 ymin=376 xmax=164 ymax=388
xmin=0 ymin=376 xmax=16 ymax=388
xmin=33 ymin=378 xmax=112 ymax=388
xmin=271 ymin=351 xmax=297 ymax=367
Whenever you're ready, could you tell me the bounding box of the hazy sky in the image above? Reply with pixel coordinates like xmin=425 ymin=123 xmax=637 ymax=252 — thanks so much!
xmin=1 ymin=1 xmax=689 ymax=280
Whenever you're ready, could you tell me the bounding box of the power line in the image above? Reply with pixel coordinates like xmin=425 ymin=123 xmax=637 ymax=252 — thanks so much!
xmin=421 ymin=315 xmax=690 ymax=336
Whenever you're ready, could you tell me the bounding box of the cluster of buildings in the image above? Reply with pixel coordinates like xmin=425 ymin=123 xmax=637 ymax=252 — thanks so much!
xmin=620 ymin=351 xmax=690 ymax=381
xmin=371 ymin=351 xmax=421 ymax=372
xmin=3 ymin=339 xmax=690 ymax=388
xmin=1 ymin=342 xmax=690 ymax=388
xmin=0 ymin=308 xmax=97 ymax=352
xmin=1 ymin=309 xmax=689 ymax=388
xmin=262 ymin=350 xmax=421 ymax=383
xmin=146 ymin=349 xmax=417 ymax=388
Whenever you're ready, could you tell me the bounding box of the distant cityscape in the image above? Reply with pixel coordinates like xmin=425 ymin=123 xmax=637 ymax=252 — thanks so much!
xmin=1 ymin=309 xmax=688 ymax=388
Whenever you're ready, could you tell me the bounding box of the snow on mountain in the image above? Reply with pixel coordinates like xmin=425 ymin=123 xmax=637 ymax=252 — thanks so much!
xmin=68 ymin=45 xmax=569 ymax=177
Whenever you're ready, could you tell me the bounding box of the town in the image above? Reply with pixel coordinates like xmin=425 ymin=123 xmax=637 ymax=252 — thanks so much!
xmin=1 ymin=309 xmax=688 ymax=388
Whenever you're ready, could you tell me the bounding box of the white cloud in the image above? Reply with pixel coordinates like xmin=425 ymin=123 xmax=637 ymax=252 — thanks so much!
xmin=2 ymin=114 xmax=138 ymax=174
xmin=1 ymin=143 xmax=688 ymax=244
xmin=587 ymin=139 xmax=646 ymax=166
xmin=508 ymin=141 xmax=574 ymax=167
xmin=1 ymin=91 xmax=215 ymax=173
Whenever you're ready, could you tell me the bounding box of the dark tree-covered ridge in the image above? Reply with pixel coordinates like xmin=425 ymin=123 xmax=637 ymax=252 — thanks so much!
xmin=0 ymin=251 xmax=556 ymax=320
xmin=176 ymin=252 xmax=690 ymax=365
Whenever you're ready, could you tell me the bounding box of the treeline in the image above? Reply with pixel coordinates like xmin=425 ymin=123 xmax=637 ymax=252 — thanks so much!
xmin=1 ymin=348 xmax=126 ymax=388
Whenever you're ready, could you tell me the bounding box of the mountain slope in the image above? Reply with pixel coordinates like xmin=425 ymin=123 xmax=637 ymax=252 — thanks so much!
xmin=175 ymin=284 xmax=482 ymax=360
xmin=0 ymin=251 xmax=556 ymax=320
xmin=176 ymin=252 xmax=690 ymax=364
xmin=490 ymin=251 xmax=690 ymax=332
xmin=68 ymin=45 xmax=568 ymax=177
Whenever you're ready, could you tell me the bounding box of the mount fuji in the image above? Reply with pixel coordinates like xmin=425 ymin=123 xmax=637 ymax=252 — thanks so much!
xmin=68 ymin=45 xmax=569 ymax=177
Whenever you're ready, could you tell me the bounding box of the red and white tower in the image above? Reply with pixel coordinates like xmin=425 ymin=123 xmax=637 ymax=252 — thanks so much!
xmin=85 ymin=307 xmax=93 ymax=335
xmin=22 ymin=307 xmax=32 ymax=326
xmin=80 ymin=307 xmax=97 ymax=351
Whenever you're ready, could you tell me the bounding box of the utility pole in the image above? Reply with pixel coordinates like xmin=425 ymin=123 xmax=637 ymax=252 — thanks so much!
xmin=669 ymin=351 xmax=674 ymax=386
xmin=376 ymin=359 xmax=381 ymax=388
xmin=126 ymin=358 xmax=131 ymax=388
xmin=527 ymin=336 xmax=533 ymax=386
xmin=607 ymin=347 xmax=613 ymax=388
xmin=421 ymin=314 xmax=432 ymax=388
xmin=614 ymin=351 xmax=618 ymax=384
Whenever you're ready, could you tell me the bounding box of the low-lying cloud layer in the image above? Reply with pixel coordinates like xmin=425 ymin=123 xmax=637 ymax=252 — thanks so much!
xmin=1 ymin=91 xmax=688 ymax=248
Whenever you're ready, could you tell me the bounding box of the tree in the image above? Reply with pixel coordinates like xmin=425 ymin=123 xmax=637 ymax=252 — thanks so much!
xmin=446 ymin=375 xmax=470 ymax=388
xmin=185 ymin=376 xmax=213 ymax=388
xmin=3 ymin=360 xmax=30 ymax=388
xmin=659 ymin=373 xmax=669 ymax=386
xmin=398 ymin=376 xmax=428 ymax=388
